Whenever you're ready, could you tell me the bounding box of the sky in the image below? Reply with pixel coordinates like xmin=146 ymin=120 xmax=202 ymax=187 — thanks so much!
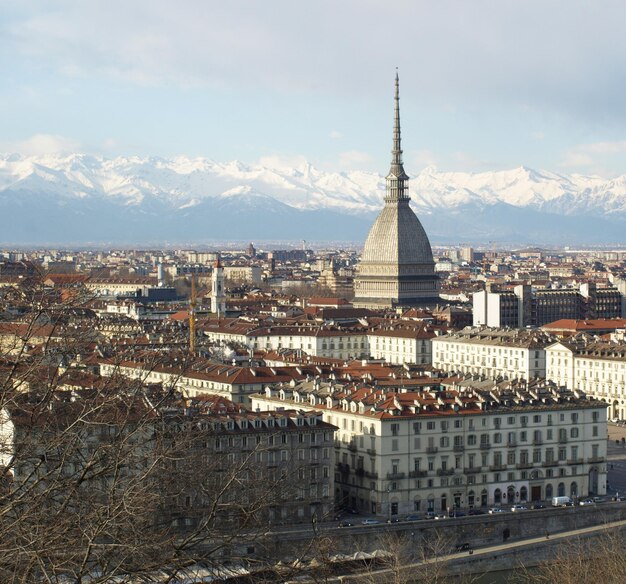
xmin=1 ymin=0 xmax=626 ymax=177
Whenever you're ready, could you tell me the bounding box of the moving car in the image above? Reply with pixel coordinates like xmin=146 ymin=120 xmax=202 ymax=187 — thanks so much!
xmin=337 ymin=520 xmax=354 ymax=528
xmin=361 ymin=519 xmax=381 ymax=525
xmin=511 ymin=505 xmax=528 ymax=512
xmin=551 ymin=496 xmax=573 ymax=507
xmin=405 ymin=514 xmax=422 ymax=521
xmin=579 ymin=498 xmax=595 ymax=506
xmin=489 ymin=507 xmax=506 ymax=514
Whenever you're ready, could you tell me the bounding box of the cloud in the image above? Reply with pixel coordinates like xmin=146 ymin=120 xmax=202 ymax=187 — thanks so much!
xmin=329 ymin=130 xmax=343 ymax=140
xmin=411 ymin=149 xmax=438 ymax=170
xmin=559 ymin=141 xmax=626 ymax=176
xmin=338 ymin=150 xmax=375 ymax=170
xmin=257 ymin=154 xmax=309 ymax=170
xmin=5 ymin=0 xmax=626 ymax=121
xmin=2 ymin=134 xmax=82 ymax=156
xmin=532 ymin=131 xmax=545 ymax=141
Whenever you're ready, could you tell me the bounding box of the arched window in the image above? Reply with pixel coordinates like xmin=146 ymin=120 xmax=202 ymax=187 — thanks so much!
xmin=546 ymin=484 xmax=553 ymax=499
xmin=558 ymin=482 xmax=565 ymax=497
xmin=494 ymin=488 xmax=502 ymax=504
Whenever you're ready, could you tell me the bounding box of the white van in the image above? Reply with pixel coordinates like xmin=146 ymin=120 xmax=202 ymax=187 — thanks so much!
xmin=552 ymin=496 xmax=573 ymax=507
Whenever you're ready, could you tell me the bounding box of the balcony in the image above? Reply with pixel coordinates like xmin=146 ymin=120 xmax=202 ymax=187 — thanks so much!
xmin=480 ymin=443 xmax=491 ymax=450
xmin=355 ymin=467 xmax=365 ymax=477
xmin=386 ymin=471 xmax=406 ymax=480
xmin=587 ymin=456 xmax=605 ymax=464
xmin=558 ymin=437 xmax=568 ymax=444
xmin=516 ymin=462 xmax=533 ymax=469
xmin=567 ymin=458 xmax=584 ymax=465
xmin=426 ymin=446 xmax=438 ymax=454
xmin=464 ymin=467 xmax=481 ymax=474
xmin=337 ymin=462 xmax=350 ymax=473
xmin=453 ymin=444 xmax=465 ymax=452
xmin=366 ymin=448 xmax=377 ymax=457
xmin=364 ymin=470 xmax=379 ymax=479
xmin=533 ymin=439 xmax=543 ymax=446
xmin=543 ymin=460 xmax=558 ymax=467
xmin=437 ymin=468 xmax=454 ymax=476
xmin=348 ymin=443 xmax=357 ymax=452
xmin=507 ymin=441 xmax=517 ymax=448
xmin=489 ymin=464 xmax=506 ymax=471
xmin=409 ymin=470 xmax=428 ymax=478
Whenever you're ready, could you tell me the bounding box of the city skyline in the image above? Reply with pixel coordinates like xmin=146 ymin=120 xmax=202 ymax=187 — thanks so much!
xmin=2 ymin=1 xmax=626 ymax=178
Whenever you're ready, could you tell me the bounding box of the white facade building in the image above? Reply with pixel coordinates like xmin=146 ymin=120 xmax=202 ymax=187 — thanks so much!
xmin=546 ymin=338 xmax=626 ymax=421
xmin=432 ymin=327 xmax=555 ymax=381
xmin=252 ymin=379 xmax=607 ymax=518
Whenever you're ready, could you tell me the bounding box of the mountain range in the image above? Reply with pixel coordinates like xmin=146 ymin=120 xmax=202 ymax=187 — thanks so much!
xmin=1 ymin=153 xmax=625 ymax=246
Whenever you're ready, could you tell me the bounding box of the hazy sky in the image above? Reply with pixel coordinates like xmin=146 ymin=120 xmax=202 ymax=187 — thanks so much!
xmin=2 ymin=0 xmax=626 ymax=176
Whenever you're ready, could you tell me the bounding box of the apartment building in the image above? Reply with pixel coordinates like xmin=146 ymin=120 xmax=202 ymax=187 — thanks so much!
xmin=474 ymin=282 xmax=625 ymax=328
xmin=546 ymin=337 xmax=626 ymax=421
xmin=163 ymin=396 xmax=337 ymax=528
xmin=432 ymin=327 xmax=555 ymax=380
xmin=252 ymin=379 xmax=607 ymax=518
xmin=368 ymin=322 xmax=435 ymax=365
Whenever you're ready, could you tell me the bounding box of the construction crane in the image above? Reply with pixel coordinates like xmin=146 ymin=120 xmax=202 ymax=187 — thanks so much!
xmin=189 ymin=274 xmax=197 ymax=355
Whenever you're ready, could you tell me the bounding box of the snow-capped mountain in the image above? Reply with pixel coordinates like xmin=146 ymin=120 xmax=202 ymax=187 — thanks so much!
xmin=1 ymin=153 xmax=625 ymax=245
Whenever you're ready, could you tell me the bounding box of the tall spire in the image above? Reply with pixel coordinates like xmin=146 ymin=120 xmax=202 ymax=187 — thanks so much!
xmin=385 ymin=70 xmax=409 ymax=202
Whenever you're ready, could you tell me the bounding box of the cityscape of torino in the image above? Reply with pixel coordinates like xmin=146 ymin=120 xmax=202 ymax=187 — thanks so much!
xmin=3 ymin=2 xmax=626 ymax=582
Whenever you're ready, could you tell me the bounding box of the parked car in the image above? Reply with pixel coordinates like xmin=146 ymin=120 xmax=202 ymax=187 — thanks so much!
xmin=405 ymin=514 xmax=422 ymax=521
xmin=552 ymin=496 xmax=573 ymax=507
xmin=612 ymin=496 xmax=626 ymax=502
xmin=338 ymin=520 xmax=354 ymax=528
xmin=434 ymin=512 xmax=447 ymax=520
xmin=455 ymin=542 xmax=472 ymax=552
xmin=592 ymin=497 xmax=606 ymax=504
xmin=531 ymin=503 xmax=546 ymax=510
xmin=448 ymin=510 xmax=466 ymax=518
xmin=579 ymin=498 xmax=595 ymax=506
xmin=511 ymin=505 xmax=528 ymax=512
xmin=425 ymin=511 xmax=437 ymax=519
xmin=469 ymin=508 xmax=486 ymax=515
xmin=361 ymin=519 xmax=381 ymax=525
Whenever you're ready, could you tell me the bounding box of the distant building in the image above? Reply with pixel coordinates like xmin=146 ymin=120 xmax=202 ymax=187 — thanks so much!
xmin=473 ymin=282 xmax=625 ymax=328
xmin=432 ymin=327 xmax=556 ymax=380
xmin=546 ymin=337 xmax=626 ymax=421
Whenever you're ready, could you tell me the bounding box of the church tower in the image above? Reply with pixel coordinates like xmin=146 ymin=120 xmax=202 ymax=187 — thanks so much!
xmin=353 ymin=73 xmax=439 ymax=309
xmin=211 ymin=256 xmax=226 ymax=317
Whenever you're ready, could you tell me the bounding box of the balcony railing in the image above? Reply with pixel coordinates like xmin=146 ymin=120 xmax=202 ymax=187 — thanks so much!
xmin=355 ymin=467 xmax=365 ymax=477
xmin=567 ymin=458 xmax=583 ymax=465
xmin=409 ymin=470 xmax=428 ymax=478
xmin=516 ymin=462 xmax=533 ymax=469
xmin=464 ymin=467 xmax=481 ymax=474
xmin=364 ymin=470 xmax=379 ymax=479
xmin=489 ymin=464 xmax=506 ymax=471
xmin=366 ymin=448 xmax=377 ymax=457
xmin=480 ymin=442 xmax=491 ymax=450
xmin=453 ymin=444 xmax=465 ymax=452
xmin=386 ymin=471 xmax=406 ymax=480
xmin=543 ymin=460 xmax=558 ymax=467
xmin=437 ymin=468 xmax=454 ymax=476
xmin=426 ymin=446 xmax=438 ymax=454
xmin=348 ymin=443 xmax=357 ymax=452
xmin=587 ymin=456 xmax=605 ymax=463
xmin=337 ymin=462 xmax=350 ymax=473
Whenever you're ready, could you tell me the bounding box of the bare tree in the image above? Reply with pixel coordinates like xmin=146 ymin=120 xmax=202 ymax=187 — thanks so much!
xmin=0 ymin=279 xmax=330 ymax=583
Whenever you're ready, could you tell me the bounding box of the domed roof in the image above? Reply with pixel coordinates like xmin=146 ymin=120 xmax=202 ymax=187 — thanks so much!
xmin=361 ymin=200 xmax=434 ymax=265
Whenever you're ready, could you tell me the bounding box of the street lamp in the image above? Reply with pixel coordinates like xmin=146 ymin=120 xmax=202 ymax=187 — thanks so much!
xmin=387 ymin=485 xmax=391 ymax=523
